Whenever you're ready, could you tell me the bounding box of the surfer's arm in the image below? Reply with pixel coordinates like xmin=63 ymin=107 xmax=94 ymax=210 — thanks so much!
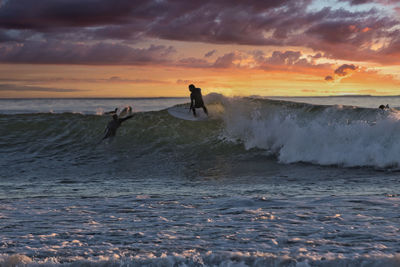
xmin=119 ymin=114 xmax=134 ymax=123
xmin=104 ymin=108 xmax=118 ymax=115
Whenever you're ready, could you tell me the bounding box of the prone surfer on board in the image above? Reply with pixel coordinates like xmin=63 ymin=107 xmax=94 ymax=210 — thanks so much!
xmin=188 ymin=84 xmax=208 ymax=117
xmin=378 ymin=104 xmax=389 ymax=110
xmin=102 ymin=114 xmax=134 ymax=141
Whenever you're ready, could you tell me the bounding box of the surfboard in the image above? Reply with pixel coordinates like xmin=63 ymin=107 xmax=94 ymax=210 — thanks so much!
xmin=167 ymin=105 xmax=208 ymax=121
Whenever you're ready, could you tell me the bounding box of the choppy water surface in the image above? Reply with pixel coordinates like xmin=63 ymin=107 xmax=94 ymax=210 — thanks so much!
xmin=1 ymin=95 xmax=400 ymax=266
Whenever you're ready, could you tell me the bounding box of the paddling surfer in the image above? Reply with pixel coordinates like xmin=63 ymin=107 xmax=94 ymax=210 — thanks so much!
xmin=102 ymin=114 xmax=134 ymax=141
xmin=378 ymin=104 xmax=389 ymax=110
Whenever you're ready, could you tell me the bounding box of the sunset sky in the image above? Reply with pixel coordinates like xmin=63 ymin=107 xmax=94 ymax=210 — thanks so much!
xmin=0 ymin=0 xmax=400 ymax=98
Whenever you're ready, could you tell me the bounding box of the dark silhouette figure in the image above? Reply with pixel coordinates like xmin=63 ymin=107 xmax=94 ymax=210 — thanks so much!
xmin=378 ymin=104 xmax=389 ymax=110
xmin=102 ymin=114 xmax=134 ymax=141
xmin=189 ymin=84 xmax=208 ymax=117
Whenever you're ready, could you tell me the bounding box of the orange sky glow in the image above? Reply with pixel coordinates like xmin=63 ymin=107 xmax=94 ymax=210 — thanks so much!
xmin=0 ymin=0 xmax=400 ymax=98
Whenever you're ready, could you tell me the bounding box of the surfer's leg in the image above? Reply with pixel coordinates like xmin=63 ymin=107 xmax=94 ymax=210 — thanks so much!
xmin=202 ymin=106 xmax=208 ymax=115
xmin=102 ymin=131 xmax=111 ymax=140
xmin=102 ymin=127 xmax=115 ymax=140
xmin=192 ymin=108 xmax=197 ymax=117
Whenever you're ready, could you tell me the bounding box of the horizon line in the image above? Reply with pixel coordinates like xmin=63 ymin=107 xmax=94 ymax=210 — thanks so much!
xmin=1 ymin=94 xmax=400 ymax=100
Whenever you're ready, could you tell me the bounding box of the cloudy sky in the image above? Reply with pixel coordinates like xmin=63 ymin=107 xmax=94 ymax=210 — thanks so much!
xmin=0 ymin=0 xmax=399 ymax=97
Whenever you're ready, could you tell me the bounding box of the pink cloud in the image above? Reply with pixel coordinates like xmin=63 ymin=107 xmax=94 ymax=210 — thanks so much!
xmin=0 ymin=0 xmax=399 ymax=65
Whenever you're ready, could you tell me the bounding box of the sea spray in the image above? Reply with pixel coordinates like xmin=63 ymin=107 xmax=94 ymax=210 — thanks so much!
xmin=205 ymin=93 xmax=400 ymax=168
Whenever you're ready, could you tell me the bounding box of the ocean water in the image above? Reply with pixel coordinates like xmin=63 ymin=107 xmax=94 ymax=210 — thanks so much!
xmin=1 ymin=95 xmax=400 ymax=266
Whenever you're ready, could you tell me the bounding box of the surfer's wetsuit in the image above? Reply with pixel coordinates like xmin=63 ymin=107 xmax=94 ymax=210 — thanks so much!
xmin=102 ymin=114 xmax=134 ymax=140
xmin=190 ymin=87 xmax=208 ymax=117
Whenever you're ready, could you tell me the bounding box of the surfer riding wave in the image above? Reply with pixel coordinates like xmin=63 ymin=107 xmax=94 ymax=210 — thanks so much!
xmin=189 ymin=84 xmax=208 ymax=117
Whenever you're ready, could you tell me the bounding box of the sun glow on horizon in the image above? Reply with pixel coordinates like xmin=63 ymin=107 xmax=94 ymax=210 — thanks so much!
xmin=0 ymin=0 xmax=399 ymax=98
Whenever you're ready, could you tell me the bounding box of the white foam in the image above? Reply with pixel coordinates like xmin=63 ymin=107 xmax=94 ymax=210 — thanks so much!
xmin=208 ymin=94 xmax=400 ymax=168
xmin=1 ymin=251 xmax=400 ymax=267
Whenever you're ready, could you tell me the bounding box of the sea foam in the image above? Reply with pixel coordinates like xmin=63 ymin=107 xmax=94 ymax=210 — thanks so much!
xmin=205 ymin=93 xmax=400 ymax=168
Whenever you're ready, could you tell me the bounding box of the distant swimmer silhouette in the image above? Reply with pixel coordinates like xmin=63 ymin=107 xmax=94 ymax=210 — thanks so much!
xmin=188 ymin=84 xmax=208 ymax=117
xmin=102 ymin=114 xmax=134 ymax=141
xmin=378 ymin=104 xmax=389 ymax=110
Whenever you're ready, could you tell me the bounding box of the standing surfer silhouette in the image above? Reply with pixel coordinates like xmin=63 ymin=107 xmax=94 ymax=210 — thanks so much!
xmin=188 ymin=84 xmax=208 ymax=117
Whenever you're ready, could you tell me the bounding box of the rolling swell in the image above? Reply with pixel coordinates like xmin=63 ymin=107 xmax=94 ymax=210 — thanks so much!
xmin=0 ymin=110 xmax=236 ymax=180
xmin=2 ymin=95 xmax=400 ymax=170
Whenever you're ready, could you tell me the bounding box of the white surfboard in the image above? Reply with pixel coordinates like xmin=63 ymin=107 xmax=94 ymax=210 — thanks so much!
xmin=167 ymin=105 xmax=208 ymax=121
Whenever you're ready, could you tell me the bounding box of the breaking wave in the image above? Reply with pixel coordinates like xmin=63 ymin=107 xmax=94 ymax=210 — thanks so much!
xmin=2 ymin=94 xmax=400 ymax=169
xmin=205 ymin=94 xmax=400 ymax=168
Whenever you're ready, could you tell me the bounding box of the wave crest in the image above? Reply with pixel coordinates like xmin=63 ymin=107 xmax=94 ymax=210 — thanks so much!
xmin=213 ymin=95 xmax=400 ymax=168
xmin=2 ymin=95 xmax=400 ymax=169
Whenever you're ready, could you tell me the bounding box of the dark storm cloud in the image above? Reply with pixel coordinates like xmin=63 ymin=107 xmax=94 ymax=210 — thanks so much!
xmin=0 ymin=0 xmax=311 ymax=45
xmin=0 ymin=0 xmax=292 ymax=31
xmin=301 ymin=9 xmax=399 ymax=63
xmin=306 ymin=22 xmax=361 ymax=44
xmin=0 ymin=0 xmax=399 ymax=64
xmin=0 ymin=41 xmax=176 ymax=64
xmin=145 ymin=0 xmax=310 ymax=46
xmin=0 ymin=0 xmax=145 ymax=29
